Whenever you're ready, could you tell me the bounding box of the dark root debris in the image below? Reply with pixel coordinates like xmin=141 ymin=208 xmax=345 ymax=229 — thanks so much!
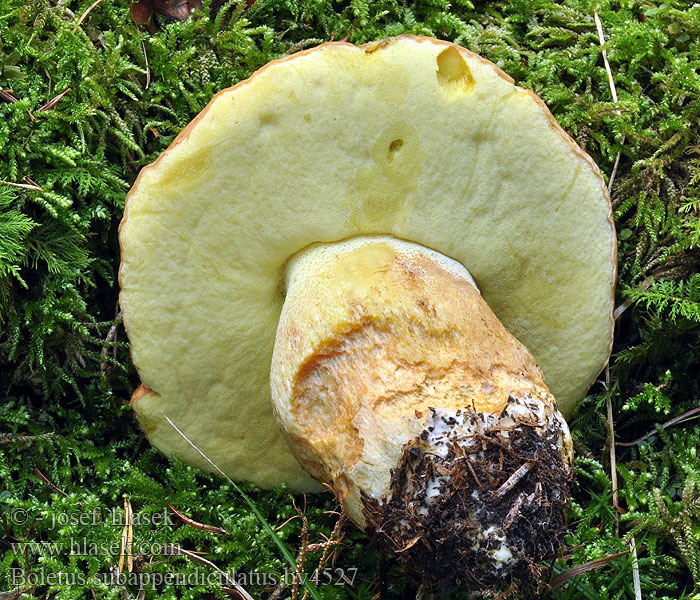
xmin=361 ymin=397 xmax=573 ymax=596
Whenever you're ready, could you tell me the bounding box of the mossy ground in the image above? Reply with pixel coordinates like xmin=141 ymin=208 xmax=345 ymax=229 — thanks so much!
xmin=1 ymin=1 xmax=699 ymax=599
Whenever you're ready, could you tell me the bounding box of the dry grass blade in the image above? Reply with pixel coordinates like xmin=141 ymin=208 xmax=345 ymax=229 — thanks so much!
xmin=396 ymin=535 xmax=422 ymax=553
xmin=1 ymin=180 xmax=43 ymax=192
xmin=546 ymin=550 xmax=630 ymax=592
xmin=118 ymin=497 xmax=134 ymax=574
xmin=594 ymin=11 xmax=625 ymax=191
xmin=594 ymin=13 xmax=618 ymax=102
xmin=161 ymin=412 xmax=324 ymax=600
xmin=161 ymin=544 xmax=254 ymax=600
xmin=629 ymin=536 xmax=642 ymax=600
xmin=614 ymin=279 xmax=652 ymax=321
xmin=607 ymin=396 xmax=620 ymax=536
xmin=616 ymin=406 xmax=700 ymax=447
xmin=142 ymin=40 xmax=150 ymax=89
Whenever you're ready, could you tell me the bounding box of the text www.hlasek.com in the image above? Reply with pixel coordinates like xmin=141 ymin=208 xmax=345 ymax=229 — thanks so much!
xmin=11 ymin=538 xmax=178 ymax=557
xmin=7 ymin=507 xmax=357 ymax=588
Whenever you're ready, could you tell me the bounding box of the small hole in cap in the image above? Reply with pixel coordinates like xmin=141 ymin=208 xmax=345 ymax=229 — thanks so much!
xmin=437 ymin=46 xmax=475 ymax=95
xmin=388 ymin=138 xmax=404 ymax=160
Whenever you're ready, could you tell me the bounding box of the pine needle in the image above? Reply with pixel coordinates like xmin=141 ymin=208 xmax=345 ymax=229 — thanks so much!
xmin=72 ymin=0 xmax=104 ymax=34
xmin=38 ymin=88 xmax=72 ymax=111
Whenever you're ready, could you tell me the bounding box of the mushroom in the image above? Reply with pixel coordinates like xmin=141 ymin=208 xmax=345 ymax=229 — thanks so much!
xmin=119 ymin=36 xmax=616 ymax=591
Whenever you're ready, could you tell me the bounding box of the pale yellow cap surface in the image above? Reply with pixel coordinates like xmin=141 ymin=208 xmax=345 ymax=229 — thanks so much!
xmin=119 ymin=35 xmax=616 ymax=491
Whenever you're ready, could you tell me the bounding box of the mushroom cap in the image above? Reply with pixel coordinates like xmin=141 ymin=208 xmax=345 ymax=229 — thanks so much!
xmin=119 ymin=35 xmax=616 ymax=491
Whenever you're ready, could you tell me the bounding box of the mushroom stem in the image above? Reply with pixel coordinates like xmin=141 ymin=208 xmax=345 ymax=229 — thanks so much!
xmin=271 ymin=235 xmax=573 ymax=590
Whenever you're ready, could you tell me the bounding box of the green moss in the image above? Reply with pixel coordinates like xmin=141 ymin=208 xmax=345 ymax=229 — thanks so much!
xmin=1 ymin=0 xmax=699 ymax=598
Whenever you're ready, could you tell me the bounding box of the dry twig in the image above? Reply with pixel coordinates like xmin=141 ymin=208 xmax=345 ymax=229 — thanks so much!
xmin=496 ymin=461 xmax=532 ymax=496
xmin=292 ymin=498 xmax=310 ymax=600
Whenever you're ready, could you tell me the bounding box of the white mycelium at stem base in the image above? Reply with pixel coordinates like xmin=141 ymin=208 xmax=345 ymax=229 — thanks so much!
xmin=271 ymin=235 xmax=574 ymax=590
